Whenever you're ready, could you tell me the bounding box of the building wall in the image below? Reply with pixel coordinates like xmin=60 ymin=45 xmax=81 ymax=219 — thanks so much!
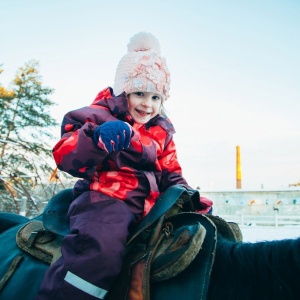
xmin=201 ymin=189 xmax=300 ymax=216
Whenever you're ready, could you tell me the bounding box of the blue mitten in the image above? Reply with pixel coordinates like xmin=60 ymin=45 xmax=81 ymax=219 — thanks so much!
xmin=93 ymin=121 xmax=132 ymax=153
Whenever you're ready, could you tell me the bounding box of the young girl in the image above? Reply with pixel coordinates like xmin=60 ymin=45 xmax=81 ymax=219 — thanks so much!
xmin=37 ymin=32 xmax=212 ymax=300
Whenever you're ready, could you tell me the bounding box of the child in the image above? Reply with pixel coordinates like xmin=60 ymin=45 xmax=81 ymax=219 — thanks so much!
xmin=37 ymin=32 xmax=212 ymax=300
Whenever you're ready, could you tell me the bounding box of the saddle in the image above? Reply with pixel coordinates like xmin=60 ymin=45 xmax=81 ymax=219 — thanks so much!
xmin=15 ymin=186 xmax=243 ymax=300
xmin=16 ymin=189 xmax=73 ymax=264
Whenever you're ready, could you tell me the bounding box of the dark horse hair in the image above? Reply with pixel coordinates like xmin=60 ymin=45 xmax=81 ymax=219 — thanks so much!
xmin=208 ymin=234 xmax=300 ymax=300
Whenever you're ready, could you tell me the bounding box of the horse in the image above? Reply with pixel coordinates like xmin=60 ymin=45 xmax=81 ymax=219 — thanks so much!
xmin=0 ymin=187 xmax=299 ymax=300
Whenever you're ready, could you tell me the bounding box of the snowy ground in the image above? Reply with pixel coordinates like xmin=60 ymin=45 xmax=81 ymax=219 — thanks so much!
xmin=240 ymin=225 xmax=300 ymax=242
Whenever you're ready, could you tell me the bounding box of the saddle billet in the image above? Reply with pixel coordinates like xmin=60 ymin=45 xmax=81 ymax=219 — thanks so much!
xmin=16 ymin=221 xmax=63 ymax=265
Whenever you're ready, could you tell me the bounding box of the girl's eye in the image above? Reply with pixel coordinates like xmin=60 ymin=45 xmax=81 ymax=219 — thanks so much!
xmin=152 ymin=95 xmax=161 ymax=101
xmin=135 ymin=92 xmax=144 ymax=97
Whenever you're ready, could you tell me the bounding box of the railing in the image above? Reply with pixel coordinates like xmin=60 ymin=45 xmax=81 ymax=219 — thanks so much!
xmin=219 ymin=213 xmax=300 ymax=228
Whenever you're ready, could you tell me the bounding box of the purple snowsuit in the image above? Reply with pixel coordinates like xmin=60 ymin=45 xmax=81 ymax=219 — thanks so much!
xmin=37 ymin=88 xmax=193 ymax=299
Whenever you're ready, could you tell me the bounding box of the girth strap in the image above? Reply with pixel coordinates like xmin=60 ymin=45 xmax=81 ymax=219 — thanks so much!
xmin=0 ymin=255 xmax=23 ymax=291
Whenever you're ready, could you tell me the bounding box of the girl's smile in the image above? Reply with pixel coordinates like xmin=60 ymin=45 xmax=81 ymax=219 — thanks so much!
xmin=127 ymin=92 xmax=162 ymax=124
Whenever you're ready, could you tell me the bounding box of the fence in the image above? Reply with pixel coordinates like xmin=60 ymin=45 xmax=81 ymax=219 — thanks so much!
xmin=219 ymin=213 xmax=300 ymax=228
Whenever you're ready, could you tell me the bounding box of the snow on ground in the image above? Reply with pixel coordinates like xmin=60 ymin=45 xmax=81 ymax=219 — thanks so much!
xmin=240 ymin=225 xmax=300 ymax=242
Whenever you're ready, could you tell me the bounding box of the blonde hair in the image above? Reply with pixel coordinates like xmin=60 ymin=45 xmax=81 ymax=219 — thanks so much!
xmin=160 ymin=101 xmax=167 ymax=117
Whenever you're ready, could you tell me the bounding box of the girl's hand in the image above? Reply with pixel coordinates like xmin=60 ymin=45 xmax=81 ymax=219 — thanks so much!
xmin=93 ymin=121 xmax=132 ymax=153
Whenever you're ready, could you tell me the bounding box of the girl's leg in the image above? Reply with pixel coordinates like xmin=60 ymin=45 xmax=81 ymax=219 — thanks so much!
xmin=36 ymin=192 xmax=135 ymax=300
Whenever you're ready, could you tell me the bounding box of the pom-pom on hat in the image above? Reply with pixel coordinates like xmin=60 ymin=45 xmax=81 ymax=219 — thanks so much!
xmin=113 ymin=32 xmax=170 ymax=100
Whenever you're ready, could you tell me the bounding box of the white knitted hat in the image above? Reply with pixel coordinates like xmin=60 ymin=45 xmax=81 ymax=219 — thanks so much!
xmin=113 ymin=32 xmax=170 ymax=99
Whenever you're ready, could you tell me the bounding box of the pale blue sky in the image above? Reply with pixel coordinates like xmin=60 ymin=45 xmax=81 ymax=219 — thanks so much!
xmin=1 ymin=0 xmax=300 ymax=190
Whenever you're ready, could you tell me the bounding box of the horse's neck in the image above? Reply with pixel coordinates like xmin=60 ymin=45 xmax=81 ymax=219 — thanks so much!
xmin=208 ymin=236 xmax=300 ymax=300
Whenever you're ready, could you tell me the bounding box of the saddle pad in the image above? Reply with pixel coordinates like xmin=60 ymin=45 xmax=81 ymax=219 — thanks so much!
xmin=0 ymin=221 xmax=49 ymax=300
xmin=16 ymin=221 xmax=63 ymax=264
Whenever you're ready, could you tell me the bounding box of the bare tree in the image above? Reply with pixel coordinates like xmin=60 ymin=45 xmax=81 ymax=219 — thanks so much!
xmin=0 ymin=61 xmax=72 ymax=216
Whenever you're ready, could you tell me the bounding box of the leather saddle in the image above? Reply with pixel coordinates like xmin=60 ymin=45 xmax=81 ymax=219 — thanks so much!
xmin=16 ymin=188 xmax=73 ymax=264
xmin=16 ymin=186 xmax=204 ymax=265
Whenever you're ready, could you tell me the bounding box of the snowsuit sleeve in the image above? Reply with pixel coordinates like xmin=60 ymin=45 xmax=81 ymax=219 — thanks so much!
xmin=53 ymin=120 xmax=108 ymax=179
xmin=52 ymin=90 xmax=127 ymax=179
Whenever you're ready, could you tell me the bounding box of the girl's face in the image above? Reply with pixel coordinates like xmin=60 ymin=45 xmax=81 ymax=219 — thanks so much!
xmin=127 ymin=92 xmax=162 ymax=124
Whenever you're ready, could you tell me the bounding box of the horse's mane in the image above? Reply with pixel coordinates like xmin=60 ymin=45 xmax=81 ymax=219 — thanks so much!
xmin=208 ymin=234 xmax=300 ymax=300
